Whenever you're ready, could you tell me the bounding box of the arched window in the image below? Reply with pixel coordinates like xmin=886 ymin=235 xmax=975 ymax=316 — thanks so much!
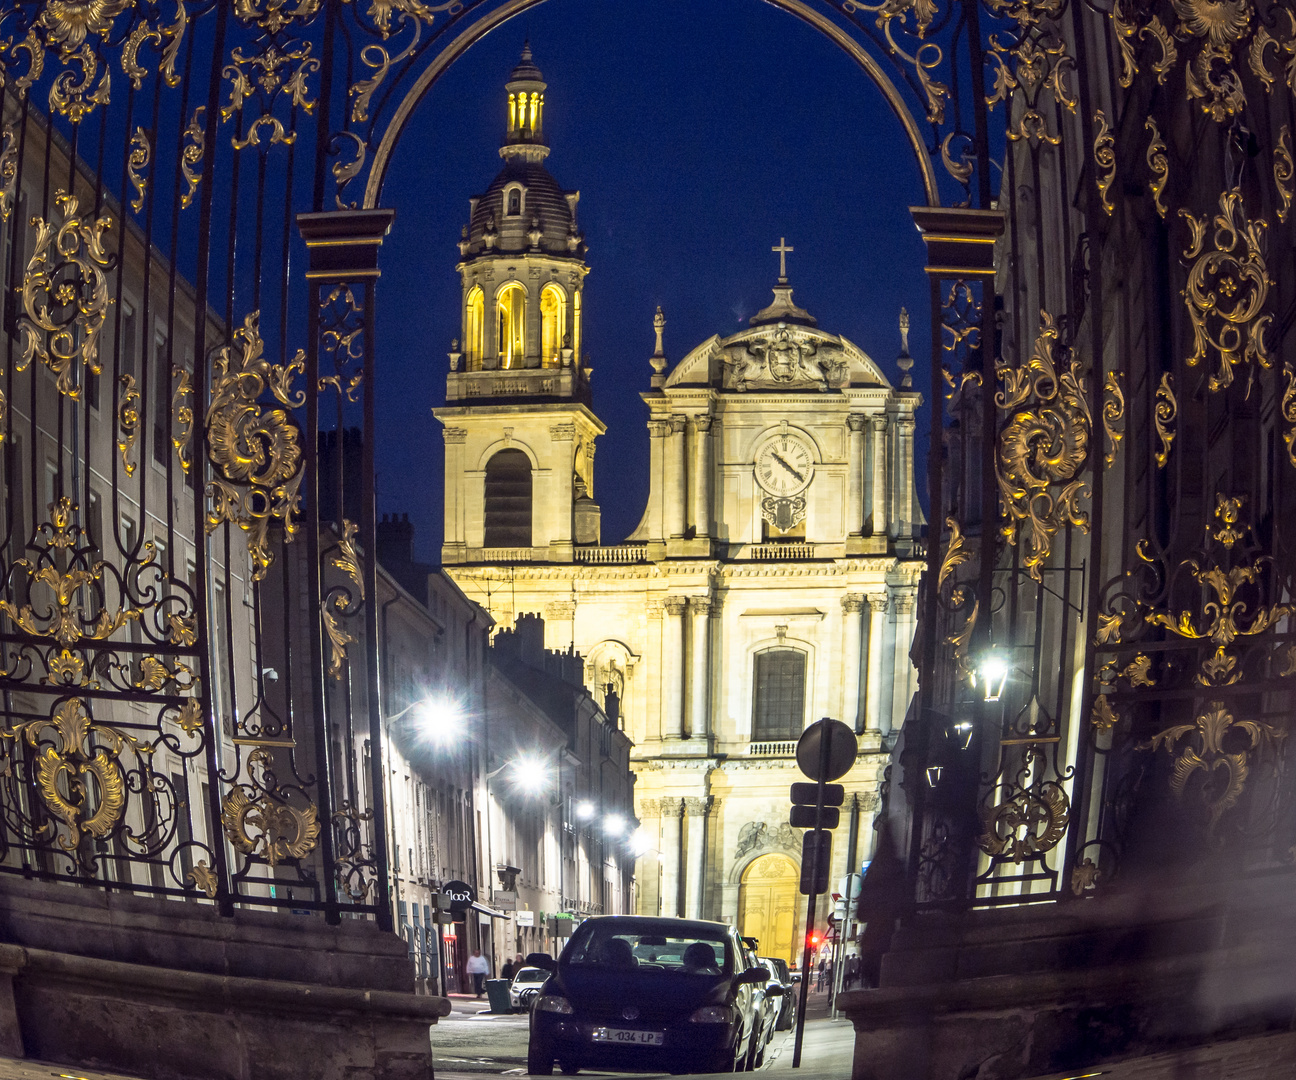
xmin=497 ymin=283 xmax=526 ymax=369
xmin=572 ymin=289 xmax=582 ymax=365
xmin=507 ymin=189 xmax=521 ymax=216
xmin=464 ymin=286 xmax=484 ymax=370
xmin=484 ymin=449 xmax=532 ymax=548
xmin=540 ymin=283 xmax=566 ymax=368
xmin=751 ymin=648 xmax=807 ymax=741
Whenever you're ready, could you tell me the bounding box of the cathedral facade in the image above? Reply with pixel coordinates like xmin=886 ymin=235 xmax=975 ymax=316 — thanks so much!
xmin=435 ymin=49 xmax=925 ymax=962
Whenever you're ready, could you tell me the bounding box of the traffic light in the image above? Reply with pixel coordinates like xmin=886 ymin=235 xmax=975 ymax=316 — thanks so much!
xmin=789 ymin=782 xmax=844 ymax=829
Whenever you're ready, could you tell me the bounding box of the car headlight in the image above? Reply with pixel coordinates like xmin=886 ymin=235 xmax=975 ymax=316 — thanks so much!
xmin=535 ymin=994 xmax=574 ymax=1014
xmin=689 ymin=1005 xmax=733 ymax=1023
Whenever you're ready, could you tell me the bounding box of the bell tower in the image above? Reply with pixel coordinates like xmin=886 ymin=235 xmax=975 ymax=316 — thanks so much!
xmin=434 ymin=46 xmax=605 ymax=566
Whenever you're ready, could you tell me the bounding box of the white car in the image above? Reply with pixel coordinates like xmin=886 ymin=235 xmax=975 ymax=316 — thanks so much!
xmin=509 ymin=965 xmax=550 ymax=1010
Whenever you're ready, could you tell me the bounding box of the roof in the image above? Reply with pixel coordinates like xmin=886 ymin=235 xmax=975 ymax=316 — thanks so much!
xmin=464 ymin=158 xmax=579 ymax=259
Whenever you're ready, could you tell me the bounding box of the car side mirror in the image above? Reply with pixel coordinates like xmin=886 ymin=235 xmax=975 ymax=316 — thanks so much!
xmin=736 ymin=967 xmax=768 ymax=985
xmin=526 ymin=952 xmax=556 ymax=971
xmin=766 ymin=984 xmax=785 ymax=997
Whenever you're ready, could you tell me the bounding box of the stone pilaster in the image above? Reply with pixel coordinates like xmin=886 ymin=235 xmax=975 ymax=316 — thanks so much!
xmin=692 ymin=415 xmax=713 ymax=539
xmin=666 ymin=416 xmax=688 ymax=538
xmin=662 ymin=597 xmax=687 ymax=739
xmin=846 ymin=415 xmax=866 ymax=537
xmin=870 ymin=415 xmax=888 ymax=537
xmin=683 ymin=796 xmax=712 ymax=920
xmin=841 ymin=594 xmax=865 ymax=733
xmin=688 ymin=597 xmax=711 ymax=741
xmin=889 ymin=592 xmax=916 ymax=735
xmin=659 ymin=798 xmax=684 ymax=918
xmin=865 ymin=594 xmax=889 ymax=734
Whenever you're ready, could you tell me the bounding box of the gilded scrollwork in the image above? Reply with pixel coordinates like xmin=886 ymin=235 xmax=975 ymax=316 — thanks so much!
xmin=1091 ymin=693 xmax=1119 ymax=731
xmin=170 ymin=366 xmax=194 ymax=477
xmin=1144 ymin=702 xmax=1282 ymax=835
xmin=17 ymin=191 xmax=115 ymax=400
xmin=221 ymin=748 xmax=320 ymax=867
xmin=1282 ymin=365 xmax=1296 ymax=467
xmin=1180 ymin=189 xmax=1272 ymax=393
xmin=204 ymin=312 xmax=306 ymax=582
xmin=0 ymin=126 xmax=17 ymax=223
xmin=1276 ymin=126 xmax=1294 ymax=225
xmin=120 ymin=3 xmax=189 ymax=92
xmin=233 ymin=0 xmax=322 ymax=35
xmin=49 ymin=44 xmax=111 ymax=123
xmin=995 ymin=311 xmax=1092 ymax=582
xmin=1145 ymin=118 xmax=1168 ymax=219
xmin=0 ymin=697 xmax=141 ymax=859
xmin=1101 ymin=370 xmax=1124 ymax=467
xmin=127 ymin=126 xmax=150 ymax=213
xmin=979 ymin=775 xmax=1070 ymax=863
xmin=117 ymin=374 xmax=140 ymax=476
xmin=222 ymin=43 xmax=319 ymax=151
xmin=1154 ymin=372 xmax=1176 ymax=468
xmin=180 ymin=107 xmax=206 ymax=210
xmin=1093 ymin=109 xmax=1115 ymax=215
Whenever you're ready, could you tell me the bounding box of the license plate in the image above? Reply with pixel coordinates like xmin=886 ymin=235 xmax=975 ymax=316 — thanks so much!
xmin=591 ymin=1027 xmax=664 ymax=1046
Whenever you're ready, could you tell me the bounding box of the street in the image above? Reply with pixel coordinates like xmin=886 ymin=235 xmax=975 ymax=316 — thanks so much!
xmin=432 ymin=985 xmax=854 ymax=1080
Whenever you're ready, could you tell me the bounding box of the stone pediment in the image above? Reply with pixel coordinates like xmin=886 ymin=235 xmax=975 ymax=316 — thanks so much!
xmin=719 ymin=323 xmax=847 ymax=392
xmin=664 ymin=325 xmax=891 ymax=390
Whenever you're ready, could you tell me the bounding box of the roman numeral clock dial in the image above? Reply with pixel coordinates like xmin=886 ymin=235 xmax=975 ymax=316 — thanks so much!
xmin=754 ymin=435 xmax=814 ymax=534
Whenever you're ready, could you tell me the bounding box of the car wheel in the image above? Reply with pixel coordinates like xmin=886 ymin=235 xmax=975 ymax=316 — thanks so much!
xmin=559 ymin=1058 xmax=580 ymax=1075
xmin=744 ymin=1028 xmax=760 ymax=1072
xmin=527 ymin=1039 xmax=554 ymax=1076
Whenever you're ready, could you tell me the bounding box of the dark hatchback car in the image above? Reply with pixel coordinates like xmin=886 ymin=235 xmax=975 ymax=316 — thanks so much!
xmin=526 ymin=915 xmax=774 ymax=1075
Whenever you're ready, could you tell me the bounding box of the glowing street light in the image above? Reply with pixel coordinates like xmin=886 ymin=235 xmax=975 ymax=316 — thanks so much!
xmin=575 ymin=800 xmax=595 ymax=820
xmin=604 ymin=814 xmax=625 ymax=836
xmin=974 ymin=650 xmax=1010 ymax=702
xmin=384 ymin=694 xmax=463 ymax=747
xmin=507 ymin=753 xmax=550 ymax=795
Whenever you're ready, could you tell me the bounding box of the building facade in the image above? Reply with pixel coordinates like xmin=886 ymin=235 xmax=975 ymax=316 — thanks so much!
xmin=435 ymin=49 xmax=926 ymax=963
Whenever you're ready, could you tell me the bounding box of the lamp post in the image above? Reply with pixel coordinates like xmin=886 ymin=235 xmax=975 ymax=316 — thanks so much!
xmin=380 ymin=694 xmax=463 ymax=996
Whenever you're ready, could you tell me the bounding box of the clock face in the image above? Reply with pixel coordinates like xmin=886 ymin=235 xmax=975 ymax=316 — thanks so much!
xmin=754 ymin=436 xmax=814 ymax=497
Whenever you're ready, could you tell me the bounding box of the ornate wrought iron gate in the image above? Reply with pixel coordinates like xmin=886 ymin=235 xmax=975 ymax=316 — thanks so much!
xmin=0 ymin=0 xmax=1290 ymax=925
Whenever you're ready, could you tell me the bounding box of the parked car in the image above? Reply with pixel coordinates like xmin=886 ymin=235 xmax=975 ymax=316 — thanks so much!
xmin=525 ymin=915 xmax=772 ymax=1075
xmin=746 ymin=956 xmax=782 ymax=1068
xmin=510 ymin=966 xmax=551 ymax=1011
xmin=759 ymin=956 xmax=795 ymax=1031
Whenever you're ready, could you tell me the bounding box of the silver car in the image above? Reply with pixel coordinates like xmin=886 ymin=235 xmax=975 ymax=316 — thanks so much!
xmin=510 ymin=965 xmax=551 ymax=1010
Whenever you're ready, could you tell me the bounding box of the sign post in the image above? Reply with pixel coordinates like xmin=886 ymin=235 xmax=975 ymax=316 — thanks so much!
xmin=790 ymin=717 xmax=857 ymax=1069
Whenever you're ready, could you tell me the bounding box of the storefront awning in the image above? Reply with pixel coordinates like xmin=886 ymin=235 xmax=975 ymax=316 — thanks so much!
xmin=471 ymin=900 xmax=510 ymax=919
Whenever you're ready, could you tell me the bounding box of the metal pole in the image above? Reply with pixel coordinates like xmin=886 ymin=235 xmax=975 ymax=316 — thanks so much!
xmin=792 ymin=718 xmax=834 ymax=1068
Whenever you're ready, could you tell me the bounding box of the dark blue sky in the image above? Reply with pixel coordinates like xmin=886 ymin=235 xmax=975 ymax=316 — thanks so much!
xmin=375 ymin=0 xmax=932 ymax=560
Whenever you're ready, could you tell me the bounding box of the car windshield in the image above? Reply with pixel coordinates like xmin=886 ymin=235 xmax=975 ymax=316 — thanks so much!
xmin=763 ymin=958 xmax=790 ymax=981
xmin=565 ymin=925 xmax=732 ymax=975
xmin=513 ymin=968 xmax=548 ymax=983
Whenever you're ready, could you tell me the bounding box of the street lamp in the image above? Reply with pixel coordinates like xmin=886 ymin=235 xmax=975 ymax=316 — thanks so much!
xmin=575 ymin=800 xmax=595 ymax=821
xmin=973 ymin=649 xmax=1010 ymax=702
xmin=604 ymin=814 xmax=625 ymax=837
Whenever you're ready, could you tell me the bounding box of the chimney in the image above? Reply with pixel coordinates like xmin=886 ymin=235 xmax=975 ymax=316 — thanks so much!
xmin=514 ymin=613 xmax=546 ymax=668
xmin=377 ymin=512 xmax=415 ymax=568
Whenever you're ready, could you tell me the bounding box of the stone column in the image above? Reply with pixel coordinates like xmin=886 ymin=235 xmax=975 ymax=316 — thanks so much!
xmin=692 ymin=415 xmax=713 ymax=538
xmin=442 ymin=426 xmax=467 ymax=559
xmin=688 ymin=598 xmax=711 ymax=740
xmin=894 ymin=416 xmax=915 ymax=537
xmin=846 ymin=415 xmax=866 ymax=536
xmin=864 ymin=594 xmax=889 ymax=734
xmin=646 ymin=421 xmax=668 ymax=545
xmin=666 ymin=416 xmax=688 ymax=538
xmin=662 ymin=597 xmax=687 ymax=739
xmin=889 ymin=593 xmax=916 ymax=735
xmin=840 ymin=595 xmax=865 ymax=733
xmin=683 ymin=796 xmax=711 ymax=920
xmin=869 ymin=415 xmax=888 ymax=537
xmin=659 ymin=798 xmax=684 ymax=918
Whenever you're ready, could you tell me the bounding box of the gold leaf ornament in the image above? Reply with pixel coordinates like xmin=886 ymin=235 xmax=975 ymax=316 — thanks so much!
xmin=127 ymin=127 xmax=150 ymax=213
xmin=180 ymin=107 xmax=206 ymax=210
xmin=1093 ymin=109 xmax=1116 ymax=215
xmin=1275 ymin=126 xmax=1294 ymax=225
xmin=39 ymin=0 xmax=131 ymax=54
xmin=17 ymin=191 xmax=114 ymax=400
xmin=979 ymin=783 xmax=1070 ymax=862
xmin=187 ymin=859 xmax=218 ymax=898
xmin=1102 ymin=370 xmax=1125 ymax=466
xmin=1154 ymin=372 xmax=1176 ymax=467
xmin=221 ymin=760 xmax=320 ymax=866
xmin=1282 ymin=365 xmax=1296 ymax=467
xmin=117 ymin=374 xmax=141 ymax=475
xmin=995 ymin=311 xmax=1092 ymax=582
xmin=1179 ymin=189 xmax=1272 ymax=393
xmin=204 ymin=312 xmax=305 ymax=581
xmin=1145 ymin=118 xmax=1168 ymax=219
xmin=49 ymin=44 xmax=112 ymax=123
xmin=1091 ymin=694 xmax=1119 ymax=731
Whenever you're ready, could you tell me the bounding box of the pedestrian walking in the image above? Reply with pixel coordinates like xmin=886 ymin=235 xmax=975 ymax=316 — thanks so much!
xmin=816 ymin=955 xmax=826 ymax=991
xmin=501 ymin=956 xmax=516 ymax=982
xmin=467 ymin=948 xmax=489 ymax=997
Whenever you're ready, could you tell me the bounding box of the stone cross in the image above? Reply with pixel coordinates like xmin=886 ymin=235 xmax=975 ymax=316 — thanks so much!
xmin=772 ymin=237 xmax=793 ymax=282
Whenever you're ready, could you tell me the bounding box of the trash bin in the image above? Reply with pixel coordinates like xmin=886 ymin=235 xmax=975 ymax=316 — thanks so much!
xmin=485 ymin=978 xmax=512 ymax=1014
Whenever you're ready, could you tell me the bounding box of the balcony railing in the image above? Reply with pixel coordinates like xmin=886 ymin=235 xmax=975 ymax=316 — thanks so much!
xmin=750 ymin=543 xmax=815 ymax=561
xmin=476 ymin=547 xmax=533 ymax=562
xmin=574 ymin=545 xmax=648 ymax=564
xmin=749 ymin=740 xmax=798 ymax=757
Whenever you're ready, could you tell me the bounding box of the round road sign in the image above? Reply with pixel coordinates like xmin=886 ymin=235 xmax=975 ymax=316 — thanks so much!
xmin=796 ymin=717 xmax=858 ymax=782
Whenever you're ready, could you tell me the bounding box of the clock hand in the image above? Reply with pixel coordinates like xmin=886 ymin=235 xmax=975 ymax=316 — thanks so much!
xmin=771 ymin=452 xmax=805 ymax=483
